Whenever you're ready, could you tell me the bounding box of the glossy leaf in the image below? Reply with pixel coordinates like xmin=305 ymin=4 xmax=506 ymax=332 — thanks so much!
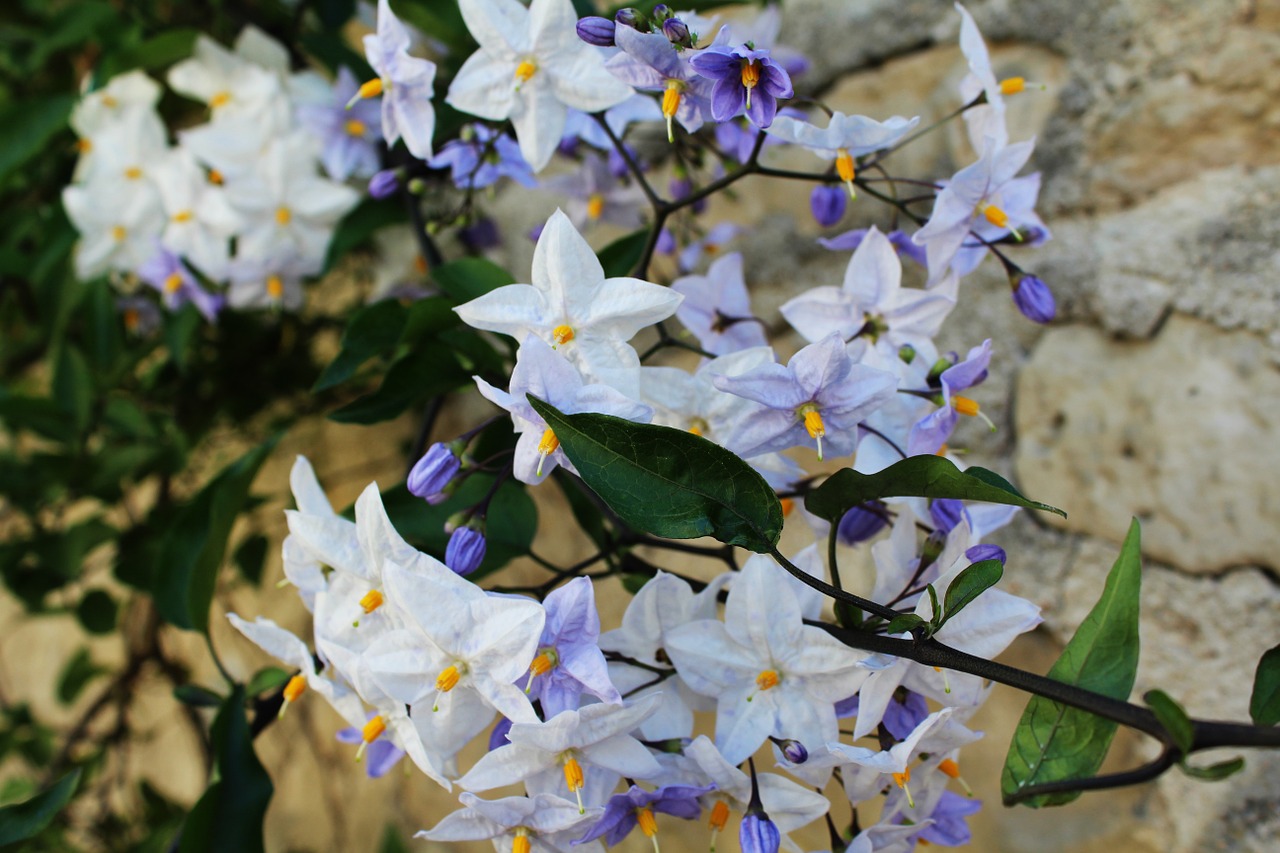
xmin=596 ymin=228 xmax=649 ymax=278
xmin=806 ymin=456 xmax=1065 ymax=522
xmin=1143 ymin=689 xmax=1194 ymax=755
xmin=939 ymin=559 xmax=1004 ymax=628
xmin=0 ymin=768 xmax=81 ymax=846
xmin=312 ymin=299 xmax=408 ymax=391
xmin=528 ymin=397 xmax=783 ymax=553
xmin=154 ymin=436 xmax=279 ymax=633
xmin=1002 ymin=519 xmax=1143 ymax=807
xmin=885 ymin=614 xmax=925 ymax=636
xmin=327 ymin=342 xmax=463 ymax=424
xmin=1249 ymin=644 xmax=1280 ymax=726
xmin=433 ymin=257 xmax=515 ymax=303
xmin=179 ymin=685 xmax=273 ymax=853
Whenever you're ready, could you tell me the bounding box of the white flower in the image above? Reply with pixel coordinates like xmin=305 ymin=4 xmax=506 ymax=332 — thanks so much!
xmin=447 ymin=0 xmax=633 ymax=171
xmin=419 ymin=793 xmax=603 ymax=853
xmin=62 ymin=179 xmax=165 ymax=280
xmin=152 ymin=149 xmax=242 ymax=280
xmin=168 ymin=31 xmax=288 ymax=124
xmin=765 ymin=111 xmax=918 ymax=196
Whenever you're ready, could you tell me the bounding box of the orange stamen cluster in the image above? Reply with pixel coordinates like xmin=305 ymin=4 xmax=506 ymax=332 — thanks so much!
xmin=359 ymin=589 xmax=384 ymax=614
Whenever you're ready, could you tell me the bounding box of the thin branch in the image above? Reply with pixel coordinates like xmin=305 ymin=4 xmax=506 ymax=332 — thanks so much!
xmin=1002 ymin=748 xmax=1179 ymax=805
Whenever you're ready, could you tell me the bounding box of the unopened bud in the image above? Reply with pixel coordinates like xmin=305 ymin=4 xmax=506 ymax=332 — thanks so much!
xmin=408 ymin=442 xmax=462 ymax=504
xmin=809 ymin=184 xmax=847 ymax=228
xmin=739 ymin=813 xmax=780 ymax=853
xmin=614 ymin=8 xmax=647 ymax=31
xmin=898 ymin=343 xmax=916 ymax=364
xmin=1011 ymin=273 xmax=1056 ymax=324
xmin=406 ymin=177 xmax=426 ymax=195
xmin=576 ymin=16 xmax=616 ymax=47
xmin=651 ymin=4 xmax=673 ymax=23
xmin=662 ymin=17 xmax=692 ymax=48
xmin=445 ymin=523 xmax=487 ymax=576
xmin=771 ymin=737 xmax=808 ymax=764
xmin=367 ymin=168 xmax=400 ymax=199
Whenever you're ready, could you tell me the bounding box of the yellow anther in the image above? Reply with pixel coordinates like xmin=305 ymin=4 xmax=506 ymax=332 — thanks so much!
xmin=952 ymin=396 xmax=980 ymax=417
xmin=513 ymin=830 xmax=531 ymax=853
xmin=515 ymin=60 xmax=538 ymax=84
xmin=939 ymin=757 xmax=974 ymax=795
xmin=740 ymin=60 xmax=761 ymax=109
xmin=552 ymin=325 xmax=574 ymax=346
xmin=278 ymin=674 xmax=307 ymax=719
xmin=414 ymin=254 xmax=429 ymax=274
xmin=689 ymin=424 xmax=703 ymax=437
xmin=209 ymin=91 xmax=231 ymax=108
xmin=563 ymin=756 xmax=586 ymax=813
xmin=755 ymin=669 xmax=780 ymax=691
xmin=835 ymin=149 xmax=857 ymax=198
xmin=436 ymin=665 xmax=461 ymax=693
xmin=111 ymin=225 xmax=126 ymax=242
xmin=536 ymin=428 xmax=559 ymax=477
xmin=356 ymin=714 xmax=386 ymax=760
xmin=587 ymin=193 xmax=605 ymax=220
xmin=982 ymin=204 xmax=1009 ymax=229
xmin=359 ymin=589 xmax=383 ymax=614
xmin=935 ymin=443 xmax=949 ymax=457
xmin=999 ymin=76 xmax=1026 ymax=95
xmin=663 ymin=80 xmax=682 ymax=142
xmin=799 ymin=405 xmax=826 ymax=460
xmin=173 ymin=210 xmax=194 ymax=223
xmin=101 ymin=95 xmax=118 ymax=108
xmin=637 ymin=806 xmax=658 ymax=837
xmin=780 ymin=497 xmax=794 ymax=516
xmin=124 ymin=166 xmax=142 ymax=180
xmin=163 ymin=272 xmax=183 ymax=294
xmin=359 ymin=78 xmax=384 ymax=99
xmin=77 ymin=138 xmax=92 ymax=153
xmin=892 ymin=766 xmax=915 ymax=808
xmin=275 ymin=206 xmax=292 ymax=225
xmin=530 ymin=651 xmax=556 ymax=676
xmin=208 ymin=169 xmax=224 ymax=185
xmin=266 ymin=274 xmax=284 ymax=301
xmin=345 ymin=118 xmax=367 ymax=137
xmin=708 ymin=800 xmax=730 ymax=831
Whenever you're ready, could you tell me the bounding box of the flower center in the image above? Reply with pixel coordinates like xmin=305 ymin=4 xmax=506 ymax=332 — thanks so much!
xmin=358 ymin=78 xmax=384 ymax=99
xmin=797 ymin=403 xmax=826 ymax=460
xmin=662 ymin=80 xmax=683 ymax=142
xmin=266 ymin=274 xmax=284 ymax=301
xmin=755 ymin=669 xmax=780 ymax=691
xmin=208 ymin=169 xmax=224 ymax=185
xmin=562 ymin=754 xmax=586 ymax=813
xmin=515 ymin=59 xmax=538 ymax=85
xmin=524 ymin=647 xmax=559 ymax=693
xmin=275 ymin=206 xmax=292 ymax=225
xmin=835 ymin=149 xmax=857 ymax=198
xmin=163 ymin=272 xmax=183 ymax=294
xmin=999 ymin=76 xmax=1025 ymax=95
xmin=173 ymin=210 xmax=194 ymax=223
xmin=586 ymin=194 xmax=605 ymax=220
xmin=359 ymin=588 xmax=383 ymax=614
xmin=77 ymin=138 xmax=92 ymax=153
xmin=209 ymin=91 xmax=231 ymax=108
xmin=513 ymin=829 xmax=531 ymax=853
xmin=892 ymin=766 xmax=915 ymax=808
xmin=637 ymin=806 xmax=662 ymax=853
xmin=740 ymin=59 xmax=761 ymax=108
xmin=111 ymin=225 xmax=126 ymax=242
xmin=433 ymin=662 xmax=467 ymax=711
xmin=355 ymin=714 xmax=386 ymax=760
xmin=278 ymin=674 xmax=307 ymax=719
xmin=124 ymin=166 xmax=142 ymax=180
xmin=981 ymin=203 xmax=1009 ymax=229
xmin=938 ymin=757 xmax=974 ymax=795
xmin=536 ymin=428 xmax=559 ymax=477
xmin=101 ymin=95 xmax=118 ymax=108
xmin=345 ymin=118 xmax=366 ymax=137
xmin=552 ymin=325 xmax=574 ymax=346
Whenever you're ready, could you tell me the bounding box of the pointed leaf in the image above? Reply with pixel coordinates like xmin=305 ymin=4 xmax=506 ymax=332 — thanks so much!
xmin=0 ymin=769 xmax=81 ymax=846
xmin=885 ymin=614 xmax=925 ymax=636
xmin=940 ymin=559 xmax=1004 ymax=628
xmin=1002 ymin=519 xmax=1143 ymax=807
xmin=1180 ymin=757 xmax=1245 ymax=781
xmin=596 ymin=228 xmax=649 ymax=278
xmin=805 ymin=456 xmax=1064 ymax=522
xmin=528 ymin=397 xmax=783 ymax=552
xmin=1249 ymin=644 xmax=1280 ymax=726
xmin=327 ymin=342 xmax=463 ymax=424
xmin=312 ymin=299 xmax=407 ymax=391
xmin=1143 ymin=689 xmax=1194 ymax=755
xmin=433 ymin=257 xmax=515 ymax=303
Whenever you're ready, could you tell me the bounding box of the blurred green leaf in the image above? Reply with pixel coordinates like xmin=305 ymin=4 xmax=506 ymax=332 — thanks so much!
xmin=57 ymin=648 xmax=105 ymax=705
xmin=328 ymin=342 xmax=463 ymax=424
xmin=1180 ymin=757 xmax=1245 ymax=781
xmin=313 ymin=299 xmax=408 ymax=392
xmin=233 ymin=534 xmax=269 ymax=586
xmin=432 ymin=257 xmax=515 ymax=303
xmin=75 ymin=589 xmax=118 ymax=635
xmin=1143 ymin=689 xmax=1194 ymax=755
xmin=0 ymin=768 xmax=81 ymax=846
xmin=1002 ymin=519 xmax=1142 ymax=807
xmin=53 ymin=343 xmax=93 ymax=434
xmin=0 ymin=94 xmax=74 ymax=184
xmin=173 ymin=684 xmax=224 ymax=709
xmin=1250 ymin=644 xmax=1280 ymax=726
xmin=596 ymin=228 xmax=649 ymax=278
xmin=164 ymin=303 xmax=203 ymax=373
xmin=323 ymin=197 xmax=405 ymax=273
xmin=245 ymin=667 xmax=290 ymax=697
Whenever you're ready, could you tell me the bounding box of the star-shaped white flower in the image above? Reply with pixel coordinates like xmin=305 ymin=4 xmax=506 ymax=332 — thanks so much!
xmin=447 ymin=0 xmax=633 ymax=171
xmin=419 ymin=793 xmax=603 ymax=853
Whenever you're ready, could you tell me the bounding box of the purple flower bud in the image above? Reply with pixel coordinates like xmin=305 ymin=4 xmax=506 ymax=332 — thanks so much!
xmin=965 ymin=543 xmax=1007 ymax=565
xmin=781 ymin=739 xmax=808 ymax=764
xmin=368 ymin=168 xmax=399 ymax=199
xmin=576 ymin=16 xmax=616 ymax=47
xmin=407 ymin=442 xmax=461 ymax=503
xmin=930 ymin=498 xmax=966 ymax=534
xmin=809 ymin=184 xmax=847 ymax=228
xmin=1012 ymin=274 xmax=1056 ymax=324
xmin=614 ymin=8 xmax=647 ymax=31
xmin=656 ymin=228 xmax=676 ymax=255
xmin=445 ymin=524 xmax=486 ymax=576
xmin=460 ymin=216 xmax=501 ymax=251
xmin=651 ymin=4 xmax=673 ymax=23
xmin=740 ymin=813 xmax=781 ymax=853
xmin=662 ymin=17 xmax=692 ymax=48
xmin=837 ymin=501 xmax=888 ymax=545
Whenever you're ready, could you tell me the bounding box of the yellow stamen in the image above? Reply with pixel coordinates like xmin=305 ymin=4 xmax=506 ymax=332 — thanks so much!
xmin=173 ymin=210 xmax=194 ymax=223
xmin=935 ymin=443 xmax=949 ymax=457
xmin=208 ymin=169 xmax=224 ymax=185
xmin=563 ymin=756 xmax=585 ymax=813
xmin=344 ymin=118 xmax=366 ymax=137
xmin=359 ymin=589 xmax=383 ymax=614
xmin=77 ymin=138 xmax=92 ymax=153
xmin=835 ymin=149 xmax=857 ymax=198
xmin=952 ymin=396 xmax=980 ymax=417
xmin=266 ymin=274 xmax=284 ymax=302
xmin=278 ymin=674 xmax=307 ymax=719
xmin=209 ymin=91 xmax=231 ymax=108
xmin=892 ymin=766 xmax=915 ymax=808
xmin=513 ymin=830 xmax=531 ymax=853
xmin=124 ymin=166 xmax=142 ymax=180
xmin=689 ymin=424 xmax=703 ymax=437
xmin=586 ymin=194 xmax=605 ymax=221
xmin=779 ymin=497 xmax=795 ymax=516
xmin=515 ymin=60 xmax=538 ymax=85
xmin=524 ymin=649 xmax=558 ymax=693
xmin=552 ymin=324 xmax=574 ymax=346
xmin=708 ymin=800 xmax=730 ymax=852
xmin=111 ymin=225 xmax=126 ymax=242
xmin=663 ymin=81 xmax=682 ymax=142
xmin=536 ymin=428 xmax=559 ymax=477
xmin=999 ymin=76 xmax=1026 ymax=95
xmin=275 ymin=206 xmax=292 ymax=225
xmin=101 ymin=95 xmax=118 ymax=108
xmin=355 ymin=714 xmax=386 ymax=760
xmin=436 ymin=665 xmax=461 ymax=693
xmin=939 ymin=757 xmax=974 ymax=795
xmin=740 ymin=60 xmax=760 ymax=109
xmin=359 ymin=78 xmax=383 ymax=99
xmin=982 ymin=204 xmax=1008 ymax=229
xmin=638 ymin=806 xmax=660 ymax=853
xmin=799 ymin=405 xmax=826 ymax=460
xmin=163 ymin=272 xmax=183 ymax=294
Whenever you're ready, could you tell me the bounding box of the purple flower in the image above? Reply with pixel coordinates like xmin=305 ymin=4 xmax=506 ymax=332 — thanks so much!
xmin=607 ymin=26 xmax=716 ymax=141
xmin=739 ymin=812 xmax=781 ymax=853
xmin=671 ymin=252 xmax=768 ymax=356
xmin=576 ymin=16 xmax=616 ymax=47
xmin=930 ymin=498 xmax=967 ymax=535
xmin=407 ymin=442 xmax=461 ymax=503
xmin=459 ymin=216 xmax=501 ymax=251
xmin=525 ymin=576 xmax=621 ymax=718
xmin=296 ymin=66 xmax=383 ymax=181
xmin=810 ymin=184 xmax=847 ymax=227
xmin=336 ymin=715 xmax=405 ymax=778
xmin=445 ymin=524 xmax=486 ymax=575
xmin=834 ymin=689 xmax=929 ymax=740
xmin=915 ymin=790 xmax=982 ymax=846
xmin=837 ymin=500 xmax=889 ymax=545
xmin=429 ymin=124 xmax=536 ymax=190
xmin=541 ymin=152 xmax=644 ymax=231
xmin=367 ymin=168 xmax=400 ymax=199
xmin=488 ymin=715 xmax=513 ymax=751
xmin=576 ymin=784 xmax=713 ymax=847
xmin=819 ymin=227 xmax=927 ymax=267
xmin=907 ymin=339 xmax=993 ymax=455
xmin=1012 ymin=273 xmax=1055 ymax=323
xmin=690 ymin=42 xmax=793 ymax=128
xmin=137 ymin=247 xmax=223 ymax=322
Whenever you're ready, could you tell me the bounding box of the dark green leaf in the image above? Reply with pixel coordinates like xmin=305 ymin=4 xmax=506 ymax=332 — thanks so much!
xmin=246 ymin=667 xmax=290 ymax=697
xmin=1249 ymin=644 xmax=1280 ymax=726
xmin=0 ymin=768 xmax=81 ymax=846
xmin=885 ymin=614 xmax=925 ymax=635
xmin=164 ymin=303 xmax=203 ymax=372
xmin=806 ymin=456 xmax=1065 ymax=522
xmin=1180 ymin=757 xmax=1245 ymax=781
xmin=1143 ymin=689 xmax=1194 ymax=755
xmin=315 ymin=0 xmax=356 ymax=30
xmin=101 ymin=28 xmax=199 ymax=75
xmin=233 ymin=535 xmax=269 ymax=586
xmin=939 ymin=559 xmax=1004 ymax=628
xmin=154 ymin=436 xmax=280 ymax=633
xmin=1002 ymin=519 xmax=1143 ymax=807
xmin=0 ymin=395 xmax=76 ymax=443
xmin=328 ymin=342 xmax=463 ymax=424
xmin=432 ymin=257 xmax=515 ymax=303
xmin=179 ymin=685 xmax=273 ymax=853
xmin=53 ymin=344 xmax=93 ymax=433
xmin=75 ymin=589 xmax=118 ymax=635
xmin=82 ymin=279 xmax=123 ymax=371
xmin=300 ymin=32 xmax=374 ymax=78
xmin=313 ymin=299 xmax=408 ymax=391
xmin=401 ymin=295 xmax=463 ymax=344
xmin=529 ymin=397 xmax=783 ymax=553
xmin=595 ymin=228 xmax=649 ymax=278
xmin=56 ymin=648 xmax=105 ymax=705
xmin=173 ymin=684 xmax=224 ymax=709
xmin=323 ymin=197 xmax=405 ymax=273
xmin=0 ymin=95 xmax=74 ymax=183
xmin=621 ymin=574 xmax=650 ymax=595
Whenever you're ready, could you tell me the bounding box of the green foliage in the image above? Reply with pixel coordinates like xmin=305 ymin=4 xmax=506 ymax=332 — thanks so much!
xmin=57 ymin=648 xmax=105 ymax=705
xmin=596 ymin=228 xmax=650 ymax=278
xmin=75 ymin=589 xmax=118 ymax=634
xmin=432 ymin=256 xmax=516 ymax=303
xmin=0 ymin=769 xmax=81 ymax=846
xmin=314 ymin=299 xmax=410 ymax=391
xmin=528 ymin=397 xmax=783 ymax=553
xmin=1002 ymin=520 xmax=1143 ymax=807
xmin=938 ymin=559 xmax=1004 ymax=629
xmin=1250 ymin=644 xmax=1280 ymax=726
xmin=806 ymin=456 xmax=1065 ymax=522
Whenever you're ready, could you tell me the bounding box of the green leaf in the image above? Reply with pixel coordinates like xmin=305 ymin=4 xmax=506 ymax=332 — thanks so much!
xmin=1143 ymin=689 xmax=1194 ymax=755
xmin=885 ymin=614 xmax=925 ymax=635
xmin=245 ymin=667 xmax=290 ymax=697
xmin=1180 ymin=757 xmax=1245 ymax=781
xmin=233 ymin=534 xmax=269 ymax=586
xmin=179 ymin=685 xmax=273 ymax=853
xmin=154 ymin=436 xmax=280 ymax=633
xmin=805 ymin=456 xmax=1065 ymax=522
xmin=0 ymin=94 xmax=74 ymax=184
xmin=53 ymin=344 xmax=93 ymax=433
xmin=82 ymin=279 xmax=123 ymax=371
xmin=327 ymin=342 xmax=463 ymax=424
xmin=939 ymin=559 xmax=1004 ymax=628
xmin=75 ymin=589 xmax=118 ymax=634
xmin=0 ymin=768 xmax=81 ymax=846
xmin=596 ymin=228 xmax=649 ymax=278
xmin=101 ymin=28 xmax=199 ymax=75
xmin=323 ymin=197 xmax=405 ymax=273
xmin=56 ymin=648 xmax=105 ymax=705
xmin=379 ymin=823 xmax=412 ymax=853
xmin=432 ymin=257 xmax=515 ymax=303
xmin=164 ymin=303 xmax=203 ymax=372
xmin=528 ymin=397 xmax=783 ymax=553
xmin=313 ymin=299 xmax=408 ymax=391
xmin=1249 ymin=644 xmax=1280 ymax=726
xmin=173 ymin=684 xmax=224 ymax=709
xmin=1002 ymin=519 xmax=1143 ymax=807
